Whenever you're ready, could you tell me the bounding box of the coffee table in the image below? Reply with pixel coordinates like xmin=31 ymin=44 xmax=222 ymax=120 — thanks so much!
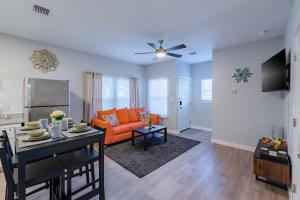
xmin=132 ymin=125 xmax=167 ymax=151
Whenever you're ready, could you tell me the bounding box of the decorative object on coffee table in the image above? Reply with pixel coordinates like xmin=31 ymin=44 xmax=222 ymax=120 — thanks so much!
xmin=132 ymin=125 xmax=167 ymax=151
xmin=148 ymin=114 xmax=153 ymax=128
xmin=30 ymin=49 xmax=59 ymax=73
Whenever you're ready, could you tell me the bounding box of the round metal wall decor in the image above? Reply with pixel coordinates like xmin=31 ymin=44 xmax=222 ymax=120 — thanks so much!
xmin=30 ymin=49 xmax=59 ymax=73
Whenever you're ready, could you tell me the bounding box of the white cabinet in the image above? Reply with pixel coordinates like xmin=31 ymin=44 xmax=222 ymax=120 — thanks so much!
xmin=0 ymin=123 xmax=21 ymax=170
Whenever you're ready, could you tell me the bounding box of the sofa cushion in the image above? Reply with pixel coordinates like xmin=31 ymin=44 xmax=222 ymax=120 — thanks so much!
xmin=112 ymin=124 xmax=131 ymax=135
xmin=128 ymin=121 xmax=148 ymax=129
xmin=116 ymin=108 xmax=130 ymax=124
xmin=128 ymin=108 xmax=138 ymax=122
xmin=97 ymin=108 xmax=116 ymax=120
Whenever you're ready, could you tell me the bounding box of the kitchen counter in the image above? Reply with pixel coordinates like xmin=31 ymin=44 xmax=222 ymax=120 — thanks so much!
xmin=0 ymin=113 xmax=24 ymax=126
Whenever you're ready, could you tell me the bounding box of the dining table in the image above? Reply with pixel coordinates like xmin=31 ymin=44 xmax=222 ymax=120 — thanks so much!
xmin=14 ymin=126 xmax=105 ymax=200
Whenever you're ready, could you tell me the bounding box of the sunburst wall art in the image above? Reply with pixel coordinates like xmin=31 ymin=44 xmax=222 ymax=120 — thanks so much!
xmin=30 ymin=49 xmax=59 ymax=73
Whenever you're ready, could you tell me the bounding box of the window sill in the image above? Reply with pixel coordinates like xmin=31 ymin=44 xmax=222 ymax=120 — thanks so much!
xmin=201 ymin=100 xmax=212 ymax=104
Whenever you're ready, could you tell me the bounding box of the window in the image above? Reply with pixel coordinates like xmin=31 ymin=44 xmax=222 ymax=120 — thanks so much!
xmin=102 ymin=76 xmax=130 ymax=110
xmin=148 ymin=78 xmax=168 ymax=117
xmin=201 ymin=79 xmax=212 ymax=102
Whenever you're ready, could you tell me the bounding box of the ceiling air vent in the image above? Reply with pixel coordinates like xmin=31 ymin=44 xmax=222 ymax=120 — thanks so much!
xmin=33 ymin=4 xmax=50 ymax=16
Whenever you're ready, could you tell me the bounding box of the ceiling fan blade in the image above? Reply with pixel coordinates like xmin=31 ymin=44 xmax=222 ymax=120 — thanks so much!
xmin=167 ymin=52 xmax=182 ymax=58
xmin=166 ymin=44 xmax=187 ymax=51
xmin=147 ymin=43 xmax=157 ymax=49
xmin=135 ymin=52 xmax=155 ymax=54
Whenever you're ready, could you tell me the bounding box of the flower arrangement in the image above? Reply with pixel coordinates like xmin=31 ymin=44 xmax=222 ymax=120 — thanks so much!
xmin=148 ymin=114 xmax=153 ymax=123
xmin=50 ymin=110 xmax=65 ymax=120
xmin=147 ymin=112 xmax=153 ymax=128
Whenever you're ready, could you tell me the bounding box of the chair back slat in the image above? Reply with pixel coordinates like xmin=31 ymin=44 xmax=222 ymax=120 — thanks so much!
xmin=0 ymin=140 xmax=15 ymax=189
xmin=2 ymin=130 xmax=13 ymax=158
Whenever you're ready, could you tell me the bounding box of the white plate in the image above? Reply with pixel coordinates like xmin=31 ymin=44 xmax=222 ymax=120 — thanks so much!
xmin=69 ymin=127 xmax=91 ymax=133
xmin=23 ymin=132 xmax=51 ymax=142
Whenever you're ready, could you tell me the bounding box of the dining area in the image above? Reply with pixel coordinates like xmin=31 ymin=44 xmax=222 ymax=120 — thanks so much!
xmin=0 ymin=112 xmax=106 ymax=200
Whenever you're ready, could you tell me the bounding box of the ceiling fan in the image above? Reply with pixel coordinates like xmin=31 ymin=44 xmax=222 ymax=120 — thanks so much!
xmin=135 ymin=40 xmax=187 ymax=58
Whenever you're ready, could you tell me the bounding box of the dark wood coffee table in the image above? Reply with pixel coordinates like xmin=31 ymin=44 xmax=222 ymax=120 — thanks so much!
xmin=132 ymin=125 xmax=167 ymax=151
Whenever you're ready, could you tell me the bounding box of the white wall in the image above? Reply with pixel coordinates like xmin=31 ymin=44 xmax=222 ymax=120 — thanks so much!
xmin=284 ymin=0 xmax=300 ymax=153
xmin=284 ymin=1 xmax=300 ymax=199
xmin=212 ymin=36 xmax=284 ymax=149
xmin=0 ymin=33 xmax=145 ymax=122
xmin=191 ymin=61 xmax=212 ymax=130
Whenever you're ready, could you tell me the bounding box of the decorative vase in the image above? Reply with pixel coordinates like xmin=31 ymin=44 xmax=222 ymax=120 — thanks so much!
xmin=52 ymin=118 xmax=62 ymax=125
xmin=149 ymin=121 xmax=152 ymax=129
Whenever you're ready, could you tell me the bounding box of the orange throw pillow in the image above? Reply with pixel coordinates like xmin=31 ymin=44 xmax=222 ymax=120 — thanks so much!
xmin=135 ymin=107 xmax=145 ymax=121
xmin=128 ymin=108 xmax=138 ymax=122
xmin=97 ymin=108 xmax=116 ymax=120
xmin=116 ymin=108 xmax=130 ymax=124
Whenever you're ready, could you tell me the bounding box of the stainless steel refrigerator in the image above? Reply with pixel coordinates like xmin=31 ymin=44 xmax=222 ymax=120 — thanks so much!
xmin=24 ymin=78 xmax=70 ymax=122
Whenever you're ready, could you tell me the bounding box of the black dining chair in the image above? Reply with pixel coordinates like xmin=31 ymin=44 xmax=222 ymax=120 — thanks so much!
xmin=0 ymin=136 xmax=66 ymax=200
xmin=57 ymin=125 xmax=106 ymax=200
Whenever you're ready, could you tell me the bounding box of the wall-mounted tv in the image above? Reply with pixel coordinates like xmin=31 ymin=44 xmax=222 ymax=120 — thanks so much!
xmin=262 ymin=49 xmax=290 ymax=92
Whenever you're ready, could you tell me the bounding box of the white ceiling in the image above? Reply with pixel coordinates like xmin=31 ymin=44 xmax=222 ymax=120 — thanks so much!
xmin=0 ymin=0 xmax=291 ymax=65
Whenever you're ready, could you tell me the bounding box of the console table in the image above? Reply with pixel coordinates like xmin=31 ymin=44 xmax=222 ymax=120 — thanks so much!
xmin=253 ymin=139 xmax=291 ymax=189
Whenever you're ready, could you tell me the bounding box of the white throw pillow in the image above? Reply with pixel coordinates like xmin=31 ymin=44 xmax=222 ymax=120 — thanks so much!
xmin=102 ymin=112 xmax=119 ymax=127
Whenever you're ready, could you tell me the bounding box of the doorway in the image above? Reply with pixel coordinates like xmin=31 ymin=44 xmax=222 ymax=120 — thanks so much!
xmin=290 ymin=25 xmax=300 ymax=200
xmin=178 ymin=76 xmax=192 ymax=132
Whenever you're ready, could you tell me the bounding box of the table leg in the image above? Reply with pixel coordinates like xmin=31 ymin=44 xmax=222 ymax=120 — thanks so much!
xmin=132 ymin=131 xmax=135 ymax=146
xmin=144 ymin=134 xmax=148 ymax=151
xmin=99 ymin=134 xmax=105 ymax=200
xmin=17 ymin=158 xmax=26 ymax=200
xmin=164 ymin=128 xmax=168 ymax=142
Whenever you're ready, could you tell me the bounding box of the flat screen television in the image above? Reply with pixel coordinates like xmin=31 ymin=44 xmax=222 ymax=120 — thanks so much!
xmin=262 ymin=49 xmax=289 ymax=92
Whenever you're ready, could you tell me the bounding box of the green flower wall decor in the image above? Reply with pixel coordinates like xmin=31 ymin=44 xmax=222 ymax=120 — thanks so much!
xmin=232 ymin=68 xmax=252 ymax=83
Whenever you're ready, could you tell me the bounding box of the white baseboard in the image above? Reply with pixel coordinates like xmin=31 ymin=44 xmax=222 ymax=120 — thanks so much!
xmin=190 ymin=125 xmax=212 ymax=132
xmin=168 ymin=129 xmax=180 ymax=134
xmin=211 ymin=138 xmax=255 ymax=152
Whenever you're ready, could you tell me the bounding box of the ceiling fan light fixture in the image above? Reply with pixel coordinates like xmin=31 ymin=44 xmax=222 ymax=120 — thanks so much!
xmin=156 ymin=49 xmax=166 ymax=57
xmin=156 ymin=51 xmax=166 ymax=57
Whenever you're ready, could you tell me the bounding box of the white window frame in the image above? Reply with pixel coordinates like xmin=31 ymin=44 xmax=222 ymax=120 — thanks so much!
xmin=147 ymin=77 xmax=169 ymax=118
xmin=201 ymin=79 xmax=212 ymax=103
xmin=102 ymin=75 xmax=130 ymax=109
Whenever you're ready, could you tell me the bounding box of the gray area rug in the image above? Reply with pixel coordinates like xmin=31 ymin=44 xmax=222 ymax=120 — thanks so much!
xmin=104 ymin=134 xmax=200 ymax=178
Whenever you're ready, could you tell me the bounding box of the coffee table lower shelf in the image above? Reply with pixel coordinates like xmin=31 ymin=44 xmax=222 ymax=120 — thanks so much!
xmin=132 ymin=125 xmax=167 ymax=151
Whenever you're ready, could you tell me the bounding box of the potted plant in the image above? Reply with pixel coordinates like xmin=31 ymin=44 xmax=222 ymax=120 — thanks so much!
xmin=148 ymin=114 xmax=153 ymax=129
xmin=50 ymin=110 xmax=65 ymax=124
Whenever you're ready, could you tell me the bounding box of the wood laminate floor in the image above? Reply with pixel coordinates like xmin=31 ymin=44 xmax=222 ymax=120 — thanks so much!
xmin=0 ymin=129 xmax=288 ymax=200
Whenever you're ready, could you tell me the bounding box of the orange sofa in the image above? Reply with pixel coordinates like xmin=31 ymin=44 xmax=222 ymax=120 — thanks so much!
xmin=91 ymin=108 xmax=160 ymax=145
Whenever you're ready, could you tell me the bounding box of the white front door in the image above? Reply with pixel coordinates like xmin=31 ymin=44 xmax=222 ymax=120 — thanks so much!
xmin=291 ymin=28 xmax=300 ymax=200
xmin=178 ymin=77 xmax=192 ymax=132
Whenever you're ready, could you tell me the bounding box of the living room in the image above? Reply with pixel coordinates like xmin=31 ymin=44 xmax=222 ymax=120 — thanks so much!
xmin=0 ymin=0 xmax=299 ymax=200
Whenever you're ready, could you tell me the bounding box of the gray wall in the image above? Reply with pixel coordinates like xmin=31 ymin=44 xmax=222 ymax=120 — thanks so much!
xmin=0 ymin=33 xmax=145 ymax=122
xmin=212 ymin=36 xmax=284 ymax=149
xmin=177 ymin=61 xmax=191 ymax=78
xmin=191 ymin=61 xmax=212 ymax=130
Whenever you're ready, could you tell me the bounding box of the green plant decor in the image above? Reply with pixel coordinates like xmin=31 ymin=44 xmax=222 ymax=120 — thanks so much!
xmin=232 ymin=68 xmax=252 ymax=83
